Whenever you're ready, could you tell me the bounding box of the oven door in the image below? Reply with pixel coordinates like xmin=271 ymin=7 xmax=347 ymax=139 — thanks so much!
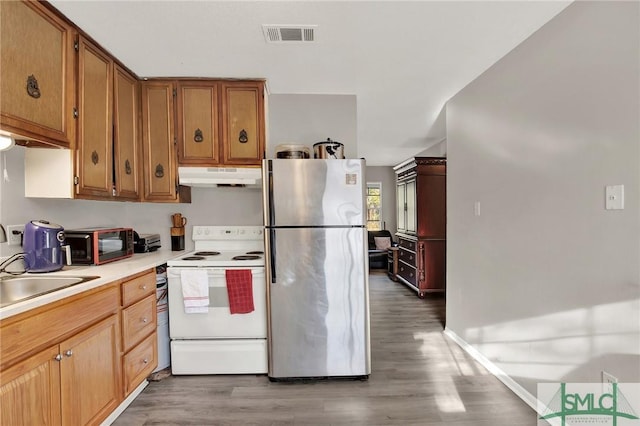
xmin=167 ymin=267 xmax=266 ymax=339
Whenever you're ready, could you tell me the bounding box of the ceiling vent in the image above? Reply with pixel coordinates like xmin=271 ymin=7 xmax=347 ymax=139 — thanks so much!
xmin=262 ymin=25 xmax=317 ymax=43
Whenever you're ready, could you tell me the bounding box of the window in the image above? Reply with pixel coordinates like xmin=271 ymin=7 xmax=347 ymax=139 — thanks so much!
xmin=366 ymin=182 xmax=383 ymax=231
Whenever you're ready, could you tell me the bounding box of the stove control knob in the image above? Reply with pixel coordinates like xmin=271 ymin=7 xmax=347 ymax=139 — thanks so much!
xmin=195 ymin=229 xmax=202 ymax=235
xmin=204 ymin=229 xmax=210 ymax=235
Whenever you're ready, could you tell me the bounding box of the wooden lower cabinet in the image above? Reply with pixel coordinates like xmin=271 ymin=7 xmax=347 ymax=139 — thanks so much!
xmin=60 ymin=314 xmax=121 ymax=425
xmin=396 ymin=234 xmax=445 ymax=297
xmin=0 ymin=345 xmax=62 ymax=426
xmin=0 ymin=270 xmax=161 ymax=425
xmin=120 ymin=269 xmax=158 ymax=397
xmin=0 ymin=314 xmax=120 ymax=426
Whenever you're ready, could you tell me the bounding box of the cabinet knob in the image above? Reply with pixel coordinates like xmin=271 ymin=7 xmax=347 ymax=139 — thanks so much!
xmin=143 ymin=358 xmax=149 ymax=364
xmin=142 ymin=317 xmax=148 ymax=323
xmin=140 ymin=284 xmax=147 ymax=290
xmin=54 ymin=354 xmax=62 ymax=361
xmin=65 ymin=350 xmax=73 ymax=357
xmin=91 ymin=151 xmax=99 ymax=165
xmin=125 ymin=159 xmax=132 ymax=175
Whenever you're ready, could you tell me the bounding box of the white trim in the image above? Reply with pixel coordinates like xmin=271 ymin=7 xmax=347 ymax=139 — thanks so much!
xmin=443 ymin=327 xmax=539 ymax=412
xmin=366 ymin=181 xmax=383 ymax=230
xmin=100 ymin=380 xmax=148 ymax=425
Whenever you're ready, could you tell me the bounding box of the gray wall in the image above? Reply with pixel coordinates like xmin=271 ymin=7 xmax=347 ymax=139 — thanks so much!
xmin=0 ymin=93 xmax=363 ymax=258
xmin=446 ymin=0 xmax=639 ymax=398
xmin=267 ymin=94 xmax=357 ymax=159
xmin=0 ymin=146 xmax=262 ymax=257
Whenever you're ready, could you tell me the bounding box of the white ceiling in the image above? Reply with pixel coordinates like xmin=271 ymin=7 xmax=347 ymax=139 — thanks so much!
xmin=50 ymin=0 xmax=571 ymax=166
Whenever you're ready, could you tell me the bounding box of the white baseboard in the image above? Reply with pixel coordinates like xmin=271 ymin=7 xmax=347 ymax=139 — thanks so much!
xmin=100 ymin=380 xmax=148 ymax=426
xmin=443 ymin=327 xmax=539 ymax=411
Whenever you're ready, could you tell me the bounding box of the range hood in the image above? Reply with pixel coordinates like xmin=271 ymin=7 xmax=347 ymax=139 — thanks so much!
xmin=178 ymin=166 xmax=262 ymax=188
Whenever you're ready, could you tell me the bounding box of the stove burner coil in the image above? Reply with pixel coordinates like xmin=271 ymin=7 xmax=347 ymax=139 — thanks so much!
xmin=194 ymin=251 xmax=221 ymax=256
xmin=182 ymin=256 xmax=205 ymax=261
xmin=232 ymin=255 xmax=260 ymax=261
xmin=246 ymin=251 xmax=264 ymax=255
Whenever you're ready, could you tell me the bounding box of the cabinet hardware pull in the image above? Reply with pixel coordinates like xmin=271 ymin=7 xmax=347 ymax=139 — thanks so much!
xmin=65 ymin=350 xmax=73 ymax=357
xmin=155 ymin=164 xmax=164 ymax=178
xmin=141 ymin=284 xmax=147 ymax=290
xmin=125 ymin=159 xmax=132 ymax=175
xmin=142 ymin=317 xmax=148 ymax=323
xmin=26 ymin=74 xmax=41 ymax=98
xmin=194 ymin=128 xmax=203 ymax=143
xmin=143 ymin=358 xmax=149 ymax=364
xmin=91 ymin=151 xmax=99 ymax=165
xmin=54 ymin=354 xmax=62 ymax=361
xmin=238 ymin=129 xmax=248 ymax=143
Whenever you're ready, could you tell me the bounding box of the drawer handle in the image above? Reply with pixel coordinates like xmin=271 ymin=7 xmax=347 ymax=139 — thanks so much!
xmin=400 ymin=266 xmax=404 ymax=272
xmin=140 ymin=284 xmax=147 ymax=290
xmin=142 ymin=317 xmax=148 ymax=323
xmin=54 ymin=354 xmax=62 ymax=361
xmin=65 ymin=350 xmax=73 ymax=357
xmin=409 ymin=255 xmax=413 ymax=261
xmin=143 ymin=358 xmax=149 ymax=364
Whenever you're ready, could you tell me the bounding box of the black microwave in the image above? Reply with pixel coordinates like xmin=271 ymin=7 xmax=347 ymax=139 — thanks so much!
xmin=65 ymin=227 xmax=134 ymax=265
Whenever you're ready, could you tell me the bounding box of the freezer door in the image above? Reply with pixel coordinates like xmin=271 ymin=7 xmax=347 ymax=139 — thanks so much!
xmin=263 ymin=159 xmax=365 ymax=227
xmin=266 ymin=227 xmax=370 ymax=378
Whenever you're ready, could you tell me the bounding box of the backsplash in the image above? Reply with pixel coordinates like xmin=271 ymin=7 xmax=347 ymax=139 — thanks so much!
xmin=0 ymin=147 xmax=263 ymax=257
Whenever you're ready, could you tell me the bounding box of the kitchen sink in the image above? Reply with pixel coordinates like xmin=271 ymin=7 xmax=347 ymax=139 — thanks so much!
xmin=0 ymin=275 xmax=100 ymax=308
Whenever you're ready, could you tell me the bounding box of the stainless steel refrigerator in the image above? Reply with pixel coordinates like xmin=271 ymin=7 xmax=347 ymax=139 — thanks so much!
xmin=262 ymin=158 xmax=371 ymax=380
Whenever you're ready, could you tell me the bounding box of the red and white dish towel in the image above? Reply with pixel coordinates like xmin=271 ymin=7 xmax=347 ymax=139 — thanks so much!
xmin=225 ymin=269 xmax=254 ymax=314
xmin=180 ymin=269 xmax=209 ymax=314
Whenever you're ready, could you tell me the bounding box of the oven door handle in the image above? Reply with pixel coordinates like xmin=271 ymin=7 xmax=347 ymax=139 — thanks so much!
xmin=269 ymin=228 xmax=276 ymax=284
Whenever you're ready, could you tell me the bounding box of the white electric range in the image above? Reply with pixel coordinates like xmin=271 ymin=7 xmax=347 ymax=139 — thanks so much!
xmin=167 ymin=226 xmax=267 ymax=375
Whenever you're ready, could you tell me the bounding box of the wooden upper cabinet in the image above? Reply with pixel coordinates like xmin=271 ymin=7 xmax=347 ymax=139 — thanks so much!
xmin=221 ymin=81 xmax=265 ymax=166
xmin=0 ymin=0 xmax=76 ymax=147
xmin=141 ymin=81 xmax=178 ymax=202
xmin=76 ymin=36 xmax=113 ymax=199
xmin=114 ymin=65 xmax=141 ymax=201
xmin=177 ymin=81 xmax=220 ymax=165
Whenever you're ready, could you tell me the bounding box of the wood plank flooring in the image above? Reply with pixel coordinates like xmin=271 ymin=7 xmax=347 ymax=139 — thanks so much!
xmin=113 ymin=271 xmax=536 ymax=425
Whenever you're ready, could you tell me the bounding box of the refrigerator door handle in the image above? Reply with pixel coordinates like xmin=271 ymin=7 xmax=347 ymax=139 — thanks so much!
xmin=269 ymin=228 xmax=276 ymax=283
xmin=267 ymin=160 xmax=275 ymax=227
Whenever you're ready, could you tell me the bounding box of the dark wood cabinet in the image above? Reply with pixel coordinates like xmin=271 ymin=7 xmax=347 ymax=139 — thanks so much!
xmin=394 ymin=157 xmax=446 ymax=297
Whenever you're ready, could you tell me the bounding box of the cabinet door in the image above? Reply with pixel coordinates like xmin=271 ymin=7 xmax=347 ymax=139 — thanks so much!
xmin=114 ymin=64 xmax=141 ymax=200
xmin=396 ymin=182 xmax=406 ymax=232
xmin=0 ymin=345 xmax=62 ymax=426
xmin=76 ymin=36 xmax=113 ymax=199
xmin=0 ymin=0 xmax=75 ymax=147
xmin=405 ymin=179 xmax=417 ymax=234
xmin=221 ymin=81 xmax=265 ymax=165
xmin=141 ymin=81 xmax=178 ymax=201
xmin=60 ymin=314 xmax=121 ymax=426
xmin=177 ymin=81 xmax=220 ymax=165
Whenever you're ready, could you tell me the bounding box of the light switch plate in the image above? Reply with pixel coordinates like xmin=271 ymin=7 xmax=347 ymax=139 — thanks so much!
xmin=605 ymin=185 xmax=624 ymax=210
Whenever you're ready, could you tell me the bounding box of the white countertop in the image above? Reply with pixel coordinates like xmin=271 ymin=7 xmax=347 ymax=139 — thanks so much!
xmin=0 ymin=249 xmax=183 ymax=320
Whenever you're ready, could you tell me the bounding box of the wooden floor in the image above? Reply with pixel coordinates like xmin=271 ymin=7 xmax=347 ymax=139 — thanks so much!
xmin=113 ymin=271 xmax=536 ymax=425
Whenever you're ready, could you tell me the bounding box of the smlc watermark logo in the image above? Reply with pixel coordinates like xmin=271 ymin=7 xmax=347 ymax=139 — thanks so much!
xmin=538 ymin=382 xmax=640 ymax=426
